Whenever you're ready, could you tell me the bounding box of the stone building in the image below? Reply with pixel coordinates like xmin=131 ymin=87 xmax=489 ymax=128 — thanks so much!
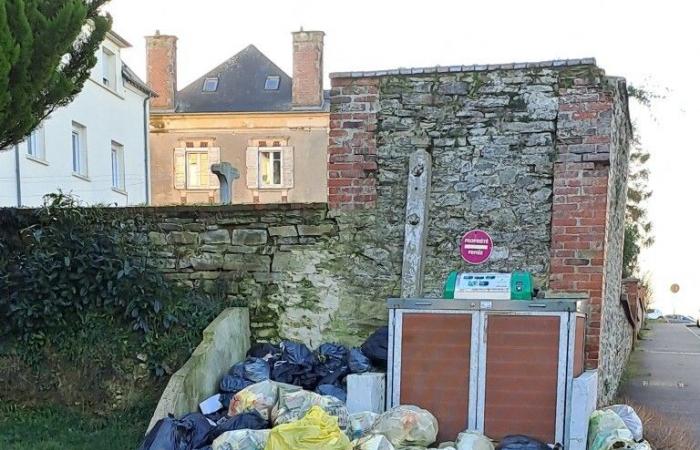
xmin=146 ymin=30 xmax=328 ymax=205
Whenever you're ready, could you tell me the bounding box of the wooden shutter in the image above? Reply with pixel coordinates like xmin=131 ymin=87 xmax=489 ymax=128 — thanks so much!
xmin=208 ymin=147 xmax=221 ymax=189
xmin=246 ymin=147 xmax=259 ymax=189
xmin=282 ymin=146 xmax=294 ymax=189
xmin=174 ymin=148 xmax=186 ymax=189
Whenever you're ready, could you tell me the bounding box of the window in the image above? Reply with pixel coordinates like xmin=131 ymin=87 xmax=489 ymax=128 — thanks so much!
xmin=102 ymin=47 xmax=117 ymax=88
xmin=186 ymin=152 xmax=210 ymax=188
xmin=27 ymin=125 xmax=46 ymax=160
xmin=245 ymin=139 xmax=293 ymax=190
xmin=264 ymin=75 xmax=280 ymax=90
xmin=173 ymin=143 xmax=220 ymax=190
xmin=202 ymin=77 xmax=219 ymax=92
xmin=111 ymin=141 xmax=125 ymax=191
xmin=72 ymin=122 xmax=87 ymax=176
xmin=259 ymin=150 xmax=282 ymax=186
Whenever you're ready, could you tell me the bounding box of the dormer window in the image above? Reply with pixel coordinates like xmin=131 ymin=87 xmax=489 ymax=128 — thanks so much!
xmin=264 ymin=75 xmax=280 ymax=90
xmin=102 ymin=47 xmax=117 ymax=88
xmin=203 ymin=77 xmax=219 ymax=92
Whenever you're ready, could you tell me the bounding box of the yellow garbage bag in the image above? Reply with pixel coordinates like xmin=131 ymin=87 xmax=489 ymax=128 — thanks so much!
xmin=265 ymin=405 xmax=351 ymax=450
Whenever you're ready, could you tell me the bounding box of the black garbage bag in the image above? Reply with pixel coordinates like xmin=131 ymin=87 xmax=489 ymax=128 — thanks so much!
xmin=496 ymin=435 xmax=551 ymax=450
xmin=138 ymin=412 xmax=213 ymax=450
xmin=219 ymin=392 xmax=233 ymax=410
xmin=203 ymin=410 xmax=268 ymax=444
xmin=280 ymin=341 xmax=316 ymax=367
xmin=219 ymin=374 xmax=253 ymax=393
xmin=243 ymin=357 xmax=270 ymax=382
xmin=316 ymin=384 xmax=347 ymax=403
xmin=361 ymin=327 xmax=389 ymax=369
xmin=348 ymin=348 xmax=371 ymax=374
xmin=315 ymin=343 xmax=350 ymax=387
xmin=271 ymin=360 xmax=319 ymax=390
xmin=247 ymin=342 xmax=281 ymax=361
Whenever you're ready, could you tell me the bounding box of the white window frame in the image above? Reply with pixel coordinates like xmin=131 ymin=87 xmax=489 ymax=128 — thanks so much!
xmin=102 ymin=47 xmax=117 ymax=89
xmin=185 ymin=150 xmax=211 ymax=190
xmin=71 ymin=122 xmax=88 ymax=178
xmin=258 ymin=148 xmax=283 ymax=188
xmin=111 ymin=141 xmax=125 ymax=191
xmin=26 ymin=125 xmax=46 ymax=162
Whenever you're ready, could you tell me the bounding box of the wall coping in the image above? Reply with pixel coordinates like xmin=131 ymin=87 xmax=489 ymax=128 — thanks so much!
xmin=330 ymin=57 xmax=597 ymax=79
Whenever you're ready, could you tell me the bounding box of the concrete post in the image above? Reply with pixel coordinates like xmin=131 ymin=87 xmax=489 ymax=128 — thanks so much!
xmin=401 ymin=149 xmax=432 ymax=298
xmin=211 ymin=162 xmax=240 ymax=205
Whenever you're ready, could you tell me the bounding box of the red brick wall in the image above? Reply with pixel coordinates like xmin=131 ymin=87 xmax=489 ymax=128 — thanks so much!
xmin=327 ymin=77 xmax=379 ymax=209
xmin=146 ymin=34 xmax=178 ymax=111
xmin=550 ymin=70 xmax=616 ymax=370
xmin=292 ymin=31 xmax=324 ymax=108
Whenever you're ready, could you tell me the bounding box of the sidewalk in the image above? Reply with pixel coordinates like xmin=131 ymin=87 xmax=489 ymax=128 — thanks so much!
xmin=618 ymin=322 xmax=700 ymax=441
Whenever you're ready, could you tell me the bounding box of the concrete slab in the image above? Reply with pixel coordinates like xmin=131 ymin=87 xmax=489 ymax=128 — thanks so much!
xmin=346 ymin=372 xmax=386 ymax=414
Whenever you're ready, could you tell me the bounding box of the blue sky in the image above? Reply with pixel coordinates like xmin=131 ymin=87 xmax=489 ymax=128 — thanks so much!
xmin=107 ymin=0 xmax=699 ymax=315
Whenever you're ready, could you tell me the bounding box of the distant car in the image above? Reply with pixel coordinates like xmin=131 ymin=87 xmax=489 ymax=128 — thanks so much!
xmin=645 ymin=309 xmax=663 ymax=320
xmin=662 ymin=314 xmax=696 ymax=324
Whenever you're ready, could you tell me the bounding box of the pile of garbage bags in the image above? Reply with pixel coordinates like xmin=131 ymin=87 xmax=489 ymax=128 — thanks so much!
xmin=218 ymin=328 xmax=387 ymax=408
xmin=588 ymin=405 xmax=650 ymax=450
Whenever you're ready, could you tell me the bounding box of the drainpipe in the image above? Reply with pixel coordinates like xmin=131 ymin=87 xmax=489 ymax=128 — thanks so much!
xmin=142 ymin=96 xmax=150 ymax=205
xmin=14 ymin=144 xmax=22 ymax=206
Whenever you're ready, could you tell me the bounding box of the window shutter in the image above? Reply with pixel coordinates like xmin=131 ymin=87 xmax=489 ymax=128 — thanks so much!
xmin=208 ymin=147 xmax=221 ymax=189
xmin=246 ymin=147 xmax=259 ymax=189
xmin=282 ymin=146 xmax=294 ymax=189
xmin=174 ymin=148 xmax=186 ymax=189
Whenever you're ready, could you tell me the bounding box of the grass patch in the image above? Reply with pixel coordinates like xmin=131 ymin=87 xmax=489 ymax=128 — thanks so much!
xmin=0 ymin=401 xmax=154 ymax=450
xmin=623 ymin=399 xmax=699 ymax=449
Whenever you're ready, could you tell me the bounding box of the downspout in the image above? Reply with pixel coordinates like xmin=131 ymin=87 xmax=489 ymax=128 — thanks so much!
xmin=14 ymin=144 xmax=22 ymax=206
xmin=143 ymin=96 xmax=150 ymax=205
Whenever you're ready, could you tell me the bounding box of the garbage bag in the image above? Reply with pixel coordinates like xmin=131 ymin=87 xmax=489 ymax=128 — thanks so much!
xmin=139 ymin=413 xmax=213 ymax=450
xmin=229 ymin=380 xmax=302 ymax=421
xmin=264 ymin=405 xmax=351 ymax=450
xmin=248 ymin=343 xmax=282 ymax=361
xmin=204 ymin=411 xmax=269 ymax=445
xmin=281 ymin=341 xmax=317 ymax=367
xmin=496 ymin=435 xmax=549 ymax=450
xmin=244 ymin=357 xmax=271 ymax=382
xmin=316 ymin=384 xmax=347 ymax=403
xmin=351 ymin=434 xmax=395 ymax=450
xmin=361 ymin=327 xmax=389 ymax=369
xmin=605 ymin=405 xmax=643 ymax=442
xmin=212 ymin=429 xmax=271 ymax=450
xmin=315 ymin=343 xmax=350 ymax=387
xmin=271 ymin=342 xmax=319 ymax=390
xmin=348 ymin=348 xmax=371 ymax=374
xmin=272 ymin=388 xmax=349 ymax=430
xmin=370 ymin=405 xmax=438 ymax=448
xmin=633 ymin=441 xmax=652 ymax=450
xmin=220 ymin=374 xmax=254 ymax=393
xmin=348 ymin=411 xmax=379 ymax=440
xmin=588 ymin=410 xmax=636 ymax=450
xmin=455 ymin=431 xmax=494 ymax=450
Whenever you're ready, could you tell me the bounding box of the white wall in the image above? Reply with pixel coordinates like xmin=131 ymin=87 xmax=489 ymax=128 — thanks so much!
xmin=0 ymin=37 xmax=149 ymax=207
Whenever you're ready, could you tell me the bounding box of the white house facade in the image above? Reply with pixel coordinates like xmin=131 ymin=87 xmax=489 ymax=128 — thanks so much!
xmin=0 ymin=31 xmax=154 ymax=207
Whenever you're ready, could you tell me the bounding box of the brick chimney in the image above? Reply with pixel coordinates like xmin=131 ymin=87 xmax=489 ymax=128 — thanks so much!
xmin=146 ymin=31 xmax=178 ymax=111
xmin=292 ymin=29 xmax=325 ymax=109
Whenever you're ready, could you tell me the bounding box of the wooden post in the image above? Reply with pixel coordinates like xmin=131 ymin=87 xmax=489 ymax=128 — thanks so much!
xmin=401 ymin=149 xmax=432 ymax=298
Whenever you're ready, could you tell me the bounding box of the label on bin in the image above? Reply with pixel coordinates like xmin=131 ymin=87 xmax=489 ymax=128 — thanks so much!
xmin=460 ymin=229 xmax=493 ymax=264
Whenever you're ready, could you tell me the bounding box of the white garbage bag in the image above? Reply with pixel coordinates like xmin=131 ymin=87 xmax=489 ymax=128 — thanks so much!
xmin=370 ymin=405 xmax=438 ymax=448
xmin=605 ymin=405 xmax=644 ymax=442
xmin=588 ymin=410 xmax=636 ymax=450
xmin=351 ymin=434 xmax=396 ymax=450
xmin=348 ymin=411 xmax=380 ymax=440
xmin=228 ymin=380 xmax=301 ymax=421
xmin=271 ymin=388 xmax=349 ymax=430
xmin=455 ymin=430 xmax=495 ymax=450
xmin=212 ymin=429 xmax=270 ymax=450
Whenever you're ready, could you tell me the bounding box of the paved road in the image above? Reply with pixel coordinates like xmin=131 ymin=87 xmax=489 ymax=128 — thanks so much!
xmin=619 ymin=323 xmax=700 ymax=441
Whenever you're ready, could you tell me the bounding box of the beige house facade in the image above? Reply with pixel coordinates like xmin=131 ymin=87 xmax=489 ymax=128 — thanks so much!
xmin=147 ymin=31 xmax=329 ymax=205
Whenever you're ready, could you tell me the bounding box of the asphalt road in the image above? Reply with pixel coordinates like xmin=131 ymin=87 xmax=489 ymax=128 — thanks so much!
xmin=619 ymin=323 xmax=700 ymax=441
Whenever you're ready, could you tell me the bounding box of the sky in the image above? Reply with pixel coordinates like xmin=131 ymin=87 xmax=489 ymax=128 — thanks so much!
xmin=106 ymin=0 xmax=699 ymax=316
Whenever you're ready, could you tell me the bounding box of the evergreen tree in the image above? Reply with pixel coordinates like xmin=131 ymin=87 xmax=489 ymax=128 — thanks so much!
xmin=0 ymin=0 xmax=111 ymax=149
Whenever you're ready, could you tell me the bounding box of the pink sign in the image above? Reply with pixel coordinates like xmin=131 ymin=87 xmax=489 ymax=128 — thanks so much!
xmin=460 ymin=229 xmax=493 ymax=265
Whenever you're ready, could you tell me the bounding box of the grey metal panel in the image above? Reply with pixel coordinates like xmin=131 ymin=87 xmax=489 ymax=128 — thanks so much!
xmin=387 ymin=298 xmax=586 ymax=312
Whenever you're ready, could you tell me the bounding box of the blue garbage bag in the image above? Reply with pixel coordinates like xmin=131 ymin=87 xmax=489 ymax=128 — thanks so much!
xmin=361 ymin=327 xmax=389 ymax=369
xmin=271 ymin=341 xmax=319 ymax=389
xmin=316 ymin=384 xmax=347 ymax=403
xmin=203 ymin=410 xmax=269 ymax=444
xmin=243 ymin=357 xmax=270 ymax=382
xmin=348 ymin=348 xmax=371 ymax=374
xmin=219 ymin=374 xmax=253 ymax=393
xmin=315 ymin=343 xmax=350 ymax=386
xmin=138 ymin=412 xmax=213 ymax=450
xmin=496 ymin=435 xmax=551 ymax=450
xmin=280 ymin=341 xmax=316 ymax=367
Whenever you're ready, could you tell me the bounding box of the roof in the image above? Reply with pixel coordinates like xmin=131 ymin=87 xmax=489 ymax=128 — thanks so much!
xmin=106 ymin=30 xmax=132 ymax=49
xmin=175 ymin=44 xmax=328 ymax=114
xmin=122 ymin=63 xmax=156 ymax=97
xmin=330 ymin=57 xmax=598 ymax=78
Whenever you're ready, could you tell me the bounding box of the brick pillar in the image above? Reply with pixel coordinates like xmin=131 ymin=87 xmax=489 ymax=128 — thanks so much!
xmin=327 ymin=76 xmax=379 ymax=209
xmin=146 ymin=31 xmax=178 ymax=111
xmin=550 ymin=68 xmax=615 ymax=370
xmin=292 ymin=30 xmax=325 ymax=109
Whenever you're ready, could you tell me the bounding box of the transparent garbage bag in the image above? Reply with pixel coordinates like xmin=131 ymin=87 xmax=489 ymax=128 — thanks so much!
xmin=588 ymin=410 xmax=636 ymax=450
xmin=350 ymin=435 xmax=395 ymax=450
xmin=264 ymin=405 xmax=351 ymax=450
xmin=369 ymin=405 xmax=438 ymax=448
xmin=604 ymin=405 xmax=643 ymax=442
xmin=455 ymin=430 xmax=495 ymax=450
xmin=228 ymin=380 xmax=301 ymax=421
xmin=212 ymin=429 xmax=271 ymax=450
xmin=272 ymin=388 xmax=349 ymax=430
xmin=348 ymin=411 xmax=379 ymax=440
